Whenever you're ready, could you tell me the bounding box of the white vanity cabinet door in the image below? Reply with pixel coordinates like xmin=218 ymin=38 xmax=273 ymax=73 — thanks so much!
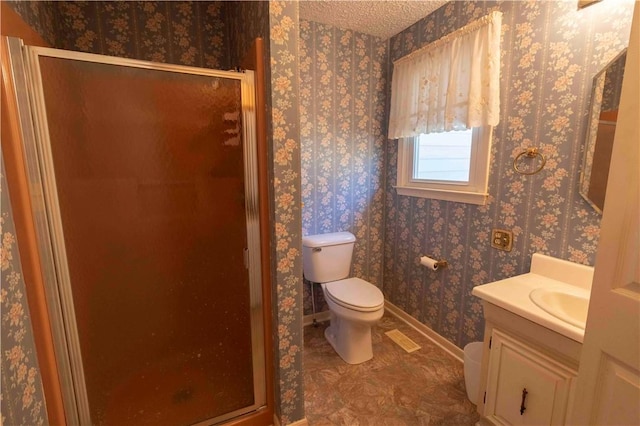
xmin=484 ymin=329 xmax=577 ymax=425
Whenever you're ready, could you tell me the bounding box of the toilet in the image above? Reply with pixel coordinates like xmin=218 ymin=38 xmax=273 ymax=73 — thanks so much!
xmin=302 ymin=232 xmax=384 ymax=364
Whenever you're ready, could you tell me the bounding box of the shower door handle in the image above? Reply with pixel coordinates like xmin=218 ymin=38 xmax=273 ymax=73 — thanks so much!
xmin=243 ymin=248 xmax=249 ymax=269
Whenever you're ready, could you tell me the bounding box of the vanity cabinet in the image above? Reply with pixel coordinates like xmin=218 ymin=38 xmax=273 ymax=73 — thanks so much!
xmin=483 ymin=329 xmax=577 ymax=425
xmin=477 ymin=302 xmax=582 ymax=426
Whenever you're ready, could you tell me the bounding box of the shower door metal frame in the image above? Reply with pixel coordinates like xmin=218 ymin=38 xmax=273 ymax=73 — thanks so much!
xmin=6 ymin=36 xmax=266 ymax=425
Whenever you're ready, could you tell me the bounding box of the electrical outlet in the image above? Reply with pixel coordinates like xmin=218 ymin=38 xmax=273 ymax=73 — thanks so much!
xmin=491 ymin=229 xmax=513 ymax=251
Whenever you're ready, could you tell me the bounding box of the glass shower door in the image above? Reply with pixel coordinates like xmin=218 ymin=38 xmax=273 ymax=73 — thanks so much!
xmin=10 ymin=40 xmax=264 ymax=425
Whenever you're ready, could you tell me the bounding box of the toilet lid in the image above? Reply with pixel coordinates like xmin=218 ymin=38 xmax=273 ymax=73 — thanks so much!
xmin=324 ymin=278 xmax=384 ymax=312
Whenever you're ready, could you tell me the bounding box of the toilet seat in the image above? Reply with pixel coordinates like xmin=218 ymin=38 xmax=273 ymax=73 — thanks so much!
xmin=324 ymin=278 xmax=384 ymax=312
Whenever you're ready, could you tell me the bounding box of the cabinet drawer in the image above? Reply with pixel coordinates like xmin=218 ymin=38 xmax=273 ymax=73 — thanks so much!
xmin=484 ymin=330 xmax=577 ymax=425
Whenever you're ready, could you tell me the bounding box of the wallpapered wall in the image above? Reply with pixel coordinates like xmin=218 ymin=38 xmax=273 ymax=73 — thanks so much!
xmin=299 ymin=20 xmax=388 ymax=315
xmin=5 ymin=0 xmax=275 ymax=75
xmin=267 ymin=2 xmax=305 ymax=423
xmin=14 ymin=0 xmax=229 ymax=69
xmin=1 ymin=155 xmax=49 ymax=426
xmin=384 ymin=0 xmax=634 ymax=349
xmin=3 ymin=1 xmax=57 ymax=45
xmin=6 ymin=1 xmax=306 ymax=424
xmin=226 ymin=1 xmax=270 ymax=70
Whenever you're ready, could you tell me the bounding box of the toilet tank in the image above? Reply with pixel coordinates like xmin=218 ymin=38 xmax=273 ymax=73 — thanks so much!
xmin=302 ymin=232 xmax=356 ymax=283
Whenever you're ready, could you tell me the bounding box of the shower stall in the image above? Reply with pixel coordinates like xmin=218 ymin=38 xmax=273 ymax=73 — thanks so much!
xmin=6 ymin=36 xmax=267 ymax=425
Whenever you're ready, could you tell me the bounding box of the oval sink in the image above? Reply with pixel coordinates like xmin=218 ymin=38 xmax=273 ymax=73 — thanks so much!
xmin=529 ymin=287 xmax=590 ymax=329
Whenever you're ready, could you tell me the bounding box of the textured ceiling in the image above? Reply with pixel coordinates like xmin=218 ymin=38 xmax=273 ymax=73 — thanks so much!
xmin=299 ymin=0 xmax=448 ymax=39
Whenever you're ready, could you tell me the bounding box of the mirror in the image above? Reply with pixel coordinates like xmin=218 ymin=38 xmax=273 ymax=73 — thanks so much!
xmin=579 ymin=49 xmax=626 ymax=214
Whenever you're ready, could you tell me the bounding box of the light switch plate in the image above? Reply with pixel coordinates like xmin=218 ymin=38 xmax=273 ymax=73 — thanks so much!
xmin=491 ymin=229 xmax=513 ymax=251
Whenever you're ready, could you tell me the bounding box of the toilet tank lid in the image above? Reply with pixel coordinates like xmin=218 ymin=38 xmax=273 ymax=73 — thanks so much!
xmin=302 ymin=232 xmax=355 ymax=248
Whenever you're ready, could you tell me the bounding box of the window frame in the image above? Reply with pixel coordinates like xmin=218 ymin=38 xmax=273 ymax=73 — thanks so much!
xmin=395 ymin=126 xmax=493 ymax=205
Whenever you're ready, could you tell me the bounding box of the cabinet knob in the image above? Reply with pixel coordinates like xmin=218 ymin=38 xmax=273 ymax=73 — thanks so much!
xmin=520 ymin=388 xmax=528 ymax=415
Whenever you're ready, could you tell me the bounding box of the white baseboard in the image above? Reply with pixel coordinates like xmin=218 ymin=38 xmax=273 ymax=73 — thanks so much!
xmin=273 ymin=415 xmax=308 ymax=426
xmin=384 ymin=300 xmax=464 ymax=363
xmin=303 ymin=310 xmax=330 ymax=327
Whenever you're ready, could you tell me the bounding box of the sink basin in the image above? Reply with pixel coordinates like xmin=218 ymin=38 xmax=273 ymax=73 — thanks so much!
xmin=529 ymin=287 xmax=590 ymax=329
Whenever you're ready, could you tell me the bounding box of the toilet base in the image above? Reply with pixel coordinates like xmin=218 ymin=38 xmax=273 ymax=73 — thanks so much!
xmin=324 ymin=312 xmax=377 ymax=364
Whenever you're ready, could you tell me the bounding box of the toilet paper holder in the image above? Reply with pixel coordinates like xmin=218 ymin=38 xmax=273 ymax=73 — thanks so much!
xmin=421 ymin=255 xmax=449 ymax=270
xmin=432 ymin=258 xmax=448 ymax=269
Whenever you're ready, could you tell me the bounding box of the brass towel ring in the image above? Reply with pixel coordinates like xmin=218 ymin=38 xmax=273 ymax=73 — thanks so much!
xmin=513 ymin=148 xmax=546 ymax=175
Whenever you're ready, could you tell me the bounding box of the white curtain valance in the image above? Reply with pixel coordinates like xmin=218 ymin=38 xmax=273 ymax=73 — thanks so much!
xmin=388 ymin=11 xmax=502 ymax=139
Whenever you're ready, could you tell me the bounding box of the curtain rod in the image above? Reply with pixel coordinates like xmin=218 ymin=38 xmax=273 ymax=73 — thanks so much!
xmin=393 ymin=10 xmax=502 ymax=65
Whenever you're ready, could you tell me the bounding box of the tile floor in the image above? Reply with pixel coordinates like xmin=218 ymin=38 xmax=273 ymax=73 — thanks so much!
xmin=303 ymin=313 xmax=481 ymax=425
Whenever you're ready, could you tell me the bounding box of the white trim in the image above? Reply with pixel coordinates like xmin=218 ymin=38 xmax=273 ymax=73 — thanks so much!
xmin=303 ymin=311 xmax=331 ymax=327
xmin=27 ymin=45 xmax=245 ymax=80
xmin=394 ymin=186 xmax=488 ymax=205
xmin=396 ymin=127 xmax=492 ymax=205
xmin=384 ymin=300 xmax=464 ymax=362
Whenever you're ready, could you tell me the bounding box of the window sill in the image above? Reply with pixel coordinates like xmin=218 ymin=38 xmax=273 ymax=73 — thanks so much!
xmin=394 ymin=185 xmax=488 ymax=205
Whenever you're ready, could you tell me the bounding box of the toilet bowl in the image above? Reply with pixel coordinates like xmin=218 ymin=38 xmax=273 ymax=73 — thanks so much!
xmin=302 ymin=232 xmax=385 ymax=364
xmin=322 ymin=278 xmax=384 ymax=364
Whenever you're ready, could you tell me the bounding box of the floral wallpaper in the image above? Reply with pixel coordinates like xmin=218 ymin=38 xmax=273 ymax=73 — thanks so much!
xmin=3 ymin=0 xmax=57 ymax=45
xmin=226 ymin=1 xmax=270 ymax=70
xmin=384 ymin=0 xmax=634 ymax=349
xmin=268 ymin=2 xmax=304 ymax=423
xmin=1 ymin=154 xmax=48 ymax=426
xmin=298 ymin=20 xmax=388 ymax=315
xmin=9 ymin=0 xmax=230 ymax=69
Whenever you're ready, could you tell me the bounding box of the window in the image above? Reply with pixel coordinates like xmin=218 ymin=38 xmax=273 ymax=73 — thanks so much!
xmin=395 ymin=126 xmax=493 ymax=205
xmin=388 ymin=11 xmax=501 ymax=206
xmin=415 ymin=130 xmax=473 ymax=182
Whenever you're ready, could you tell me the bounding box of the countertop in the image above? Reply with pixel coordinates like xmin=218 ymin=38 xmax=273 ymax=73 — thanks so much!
xmin=472 ymin=253 xmax=594 ymax=343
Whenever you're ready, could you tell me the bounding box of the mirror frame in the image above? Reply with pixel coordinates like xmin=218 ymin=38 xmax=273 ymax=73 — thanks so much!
xmin=578 ymin=0 xmax=602 ymax=9
xmin=579 ymin=49 xmax=627 ymax=214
